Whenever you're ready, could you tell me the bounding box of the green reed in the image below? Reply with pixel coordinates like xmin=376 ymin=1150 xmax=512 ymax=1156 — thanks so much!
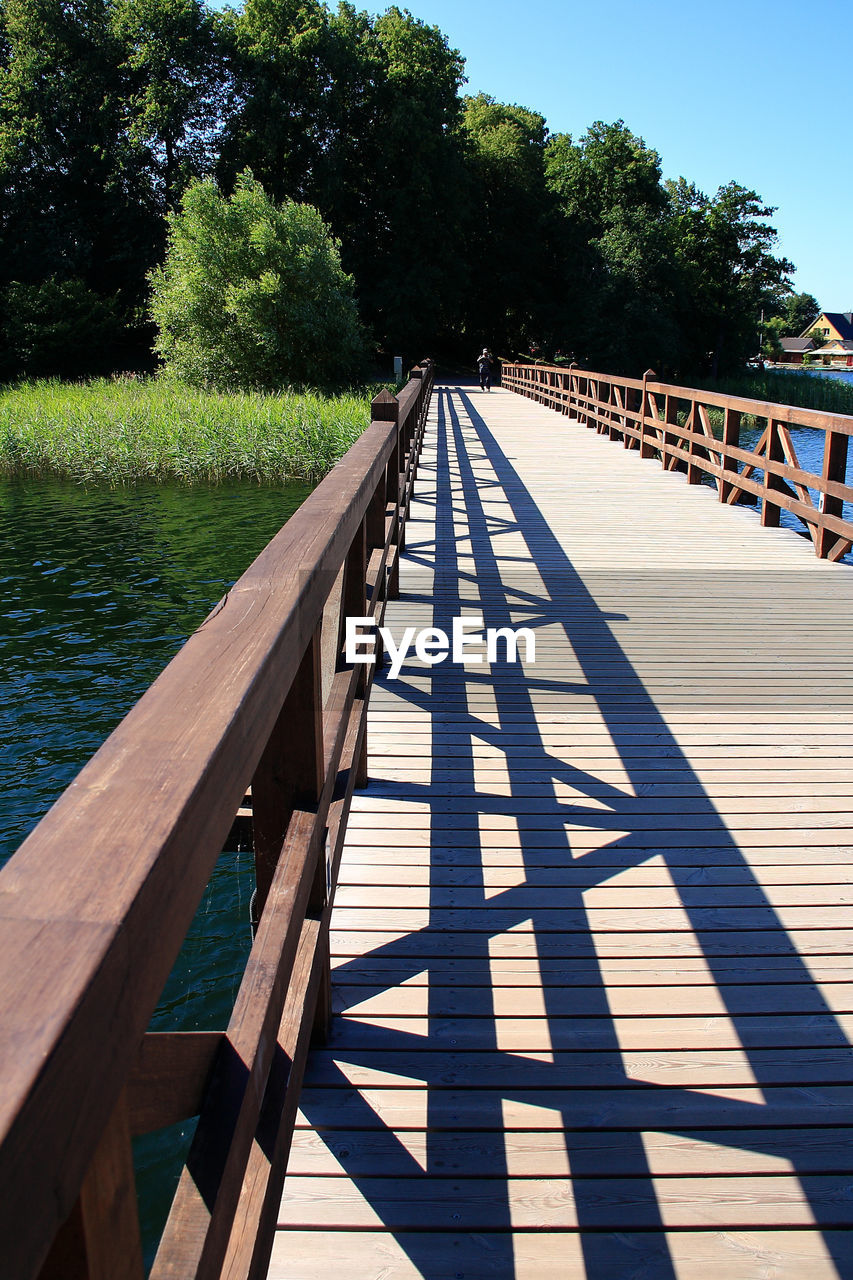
xmin=699 ymin=369 xmax=853 ymax=417
xmin=0 ymin=377 xmax=378 ymax=485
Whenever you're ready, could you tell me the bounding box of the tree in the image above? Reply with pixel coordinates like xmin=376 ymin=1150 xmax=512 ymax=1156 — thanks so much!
xmin=215 ymin=0 xmax=330 ymax=206
xmin=218 ymin=2 xmax=470 ymax=360
xmin=354 ymin=5 xmax=469 ymax=357
xmin=463 ymin=93 xmax=555 ymax=355
xmin=781 ymin=291 xmax=821 ymax=336
xmin=2 ymin=277 xmax=119 ymax=376
xmin=667 ymin=178 xmax=793 ymax=376
xmin=0 ymin=0 xmax=159 ymax=373
xmin=149 ymin=170 xmax=366 ymax=389
xmin=545 ymin=121 xmax=677 ymax=373
xmin=111 ymin=0 xmax=228 ymax=211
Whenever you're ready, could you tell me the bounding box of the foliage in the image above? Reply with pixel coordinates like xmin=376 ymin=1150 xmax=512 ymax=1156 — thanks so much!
xmin=111 ymin=0 xmax=228 ymax=209
xmin=2 ymin=278 xmax=120 ymax=377
xmin=463 ymin=94 xmax=554 ymax=355
xmin=0 ymin=0 xmax=806 ymax=380
xmin=149 ymin=171 xmax=366 ymax=389
xmin=217 ymin=1 xmax=469 ymax=358
xmin=0 ymin=0 xmax=157 ymax=331
xmin=666 ymin=178 xmax=793 ymax=376
xmin=697 ymin=368 xmax=853 ymax=417
xmin=546 ymin=121 xmax=678 ymax=374
xmin=781 ymin=291 xmax=821 ymax=336
xmin=0 ymin=376 xmax=376 ymax=483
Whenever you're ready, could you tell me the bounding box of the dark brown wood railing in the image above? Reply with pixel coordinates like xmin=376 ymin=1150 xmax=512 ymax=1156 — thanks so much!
xmin=502 ymin=361 xmax=853 ymax=562
xmin=0 ymin=362 xmax=433 ymax=1280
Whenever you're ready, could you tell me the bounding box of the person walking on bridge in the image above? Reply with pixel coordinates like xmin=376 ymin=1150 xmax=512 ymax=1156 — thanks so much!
xmin=477 ymin=347 xmax=492 ymax=391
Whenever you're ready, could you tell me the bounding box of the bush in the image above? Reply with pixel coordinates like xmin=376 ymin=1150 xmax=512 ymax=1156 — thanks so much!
xmin=149 ymin=171 xmax=367 ymax=390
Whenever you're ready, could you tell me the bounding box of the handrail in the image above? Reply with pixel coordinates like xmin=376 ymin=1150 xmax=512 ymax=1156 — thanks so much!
xmin=0 ymin=361 xmax=434 ymax=1279
xmin=501 ymin=360 xmax=853 ymax=562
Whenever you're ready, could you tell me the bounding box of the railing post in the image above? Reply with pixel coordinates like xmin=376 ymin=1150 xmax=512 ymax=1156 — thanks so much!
xmin=686 ymin=400 xmax=703 ymax=484
xmin=251 ymin=629 xmax=324 ymax=930
xmin=372 ymin=389 xmax=400 ymax=599
xmin=339 ymin=512 xmax=370 ymax=791
xmin=639 ymin=370 xmax=654 ymax=458
xmin=719 ymin=407 xmax=741 ymax=503
xmin=761 ymin=418 xmax=785 ymax=528
xmin=816 ymin=429 xmax=849 ymax=559
xmin=39 ymin=1089 xmax=144 ymax=1280
xmin=663 ymin=392 xmax=681 ymax=471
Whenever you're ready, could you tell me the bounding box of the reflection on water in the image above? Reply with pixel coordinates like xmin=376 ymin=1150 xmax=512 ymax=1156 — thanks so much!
xmin=0 ymin=474 xmax=310 ymax=1266
xmin=0 ymin=476 xmax=309 ymax=865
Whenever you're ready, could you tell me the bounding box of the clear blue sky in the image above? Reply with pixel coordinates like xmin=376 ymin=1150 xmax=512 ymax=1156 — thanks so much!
xmin=383 ymin=0 xmax=852 ymax=312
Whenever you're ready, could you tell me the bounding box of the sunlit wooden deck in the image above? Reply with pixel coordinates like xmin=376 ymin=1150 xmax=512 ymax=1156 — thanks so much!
xmin=270 ymin=382 xmax=853 ymax=1279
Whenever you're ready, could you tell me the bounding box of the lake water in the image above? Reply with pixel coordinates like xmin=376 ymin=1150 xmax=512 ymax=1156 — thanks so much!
xmin=804 ymin=368 xmax=853 ymax=385
xmin=0 ymin=475 xmax=310 ymax=1264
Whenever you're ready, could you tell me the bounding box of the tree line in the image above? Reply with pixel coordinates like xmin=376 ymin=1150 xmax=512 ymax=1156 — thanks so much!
xmin=0 ymin=0 xmax=806 ymax=382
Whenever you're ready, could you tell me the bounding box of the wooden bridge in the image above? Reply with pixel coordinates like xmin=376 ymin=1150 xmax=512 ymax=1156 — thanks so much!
xmin=2 ymin=362 xmax=853 ymax=1280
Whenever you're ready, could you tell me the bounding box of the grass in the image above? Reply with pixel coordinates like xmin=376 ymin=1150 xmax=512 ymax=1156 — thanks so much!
xmin=0 ymin=377 xmax=381 ymax=486
xmin=697 ymin=368 xmax=853 ymax=418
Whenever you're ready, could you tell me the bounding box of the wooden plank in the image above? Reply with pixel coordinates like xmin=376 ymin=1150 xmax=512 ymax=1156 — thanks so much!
xmin=79 ymin=1088 xmax=144 ymax=1280
xmin=304 ymin=1046 xmax=853 ymax=1088
xmin=329 ymin=928 xmax=853 ymax=960
xmin=268 ymin=1229 xmax=848 ymax=1280
xmin=129 ymin=1032 xmax=222 ymax=1135
xmin=333 ymin=886 xmax=853 ymax=909
xmin=294 ymin=1084 xmax=853 ymax=1129
xmin=330 ymin=954 xmax=853 ymax=985
xmin=286 ymin=1124 xmax=853 ymax=1177
xmin=277 ymin=1173 xmax=853 ymax=1230
xmin=336 ymin=864 xmax=853 ymax=887
xmin=332 ymin=982 xmax=853 ymax=1017
xmin=328 ymin=906 xmax=853 ymax=933
xmin=327 ymin=1012 xmax=853 ymax=1052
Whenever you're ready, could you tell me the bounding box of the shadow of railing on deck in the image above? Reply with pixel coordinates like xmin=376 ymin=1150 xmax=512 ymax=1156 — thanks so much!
xmin=296 ymin=386 xmax=853 ymax=1280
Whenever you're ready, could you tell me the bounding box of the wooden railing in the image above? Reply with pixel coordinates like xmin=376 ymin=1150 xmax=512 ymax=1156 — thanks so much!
xmin=0 ymin=362 xmax=434 ymax=1280
xmin=502 ymin=361 xmax=853 ymax=562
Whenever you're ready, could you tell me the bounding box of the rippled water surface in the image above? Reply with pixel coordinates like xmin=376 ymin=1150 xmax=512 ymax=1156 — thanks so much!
xmin=0 ymin=477 xmax=309 ymax=864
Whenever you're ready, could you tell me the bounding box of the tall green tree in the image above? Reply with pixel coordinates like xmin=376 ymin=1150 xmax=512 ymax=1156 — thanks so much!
xmin=111 ymin=0 xmax=228 ymax=211
xmin=218 ymin=2 xmax=469 ymax=360
xmin=463 ymin=93 xmax=554 ymax=356
xmin=0 ymin=0 xmax=157 ymax=372
xmin=545 ymin=121 xmax=677 ymax=373
xmin=216 ymin=0 xmax=330 ymax=204
xmin=667 ymin=177 xmax=793 ymax=376
xmin=781 ymin=290 xmax=821 ymax=336
xmin=357 ymin=5 xmax=469 ymax=357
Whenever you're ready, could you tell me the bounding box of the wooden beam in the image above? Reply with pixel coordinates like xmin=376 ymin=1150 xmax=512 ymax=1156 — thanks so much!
xmin=128 ymin=1032 xmax=223 ymax=1136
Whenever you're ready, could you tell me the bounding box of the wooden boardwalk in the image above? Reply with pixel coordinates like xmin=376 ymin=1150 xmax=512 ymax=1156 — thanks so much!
xmin=269 ymin=382 xmax=853 ymax=1279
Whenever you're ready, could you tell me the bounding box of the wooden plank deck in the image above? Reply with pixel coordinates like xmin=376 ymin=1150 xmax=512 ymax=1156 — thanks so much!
xmin=268 ymin=383 xmax=853 ymax=1279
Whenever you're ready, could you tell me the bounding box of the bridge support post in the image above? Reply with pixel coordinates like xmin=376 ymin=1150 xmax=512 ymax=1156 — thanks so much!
xmin=251 ymin=630 xmax=324 ymax=927
xmin=663 ymin=392 xmax=683 ymax=471
xmin=816 ymin=429 xmax=850 ymax=559
xmin=639 ymin=375 xmax=655 ymax=458
xmin=38 ymin=1089 xmax=143 ymax=1280
xmin=373 ymin=390 xmax=401 ymax=599
xmin=719 ymin=407 xmax=741 ymax=502
xmin=761 ymin=419 xmax=785 ymax=527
